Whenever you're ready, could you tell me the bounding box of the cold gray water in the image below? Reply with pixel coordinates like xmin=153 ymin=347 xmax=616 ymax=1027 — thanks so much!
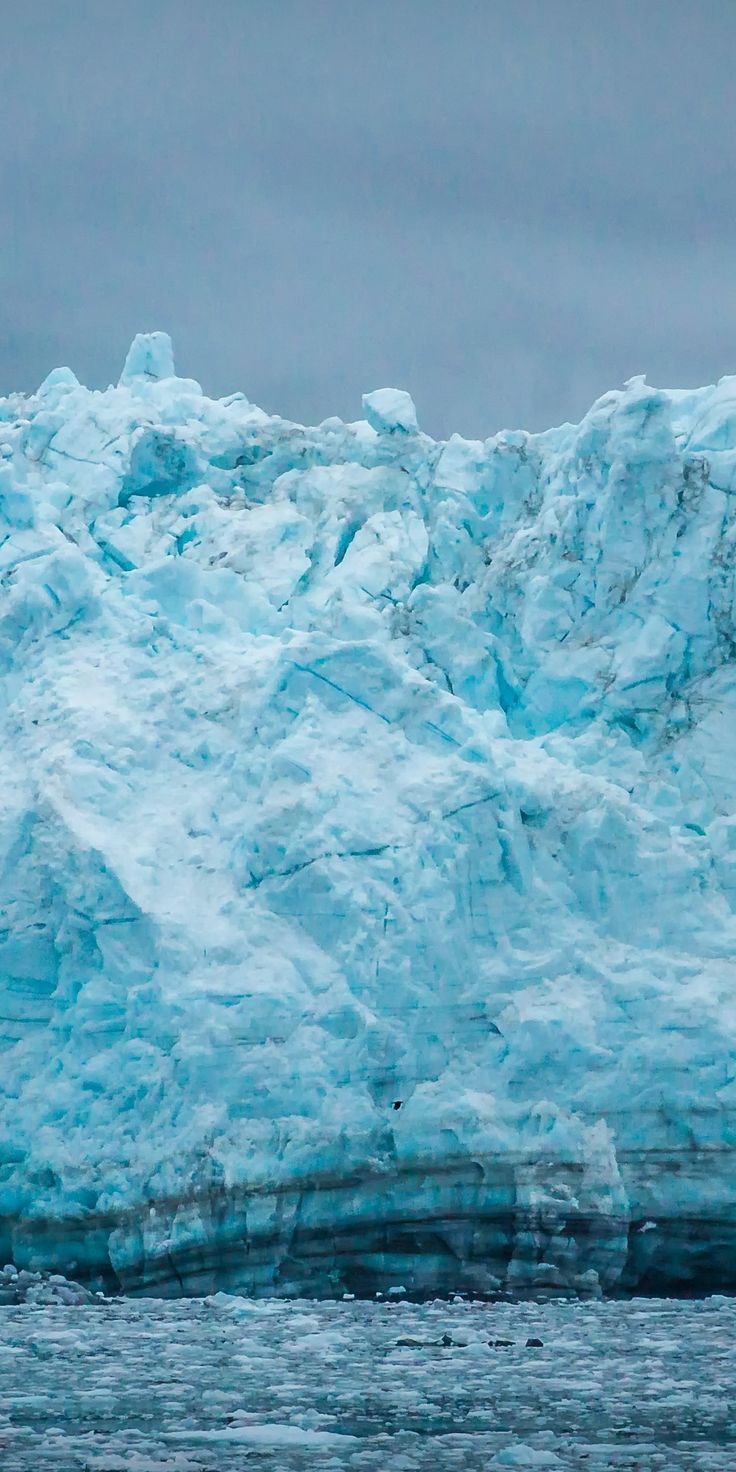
xmin=0 ymin=1295 xmax=734 ymax=1469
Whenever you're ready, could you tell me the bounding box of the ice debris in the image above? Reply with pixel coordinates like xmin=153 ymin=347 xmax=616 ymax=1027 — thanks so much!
xmin=0 ymin=1265 xmax=96 ymax=1305
xmin=1 ymin=337 xmax=736 ymax=1298
xmin=491 ymin=1449 xmax=562 ymax=1468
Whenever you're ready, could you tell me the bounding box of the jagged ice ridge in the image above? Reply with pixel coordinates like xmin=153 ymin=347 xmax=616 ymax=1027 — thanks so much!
xmin=1 ymin=331 xmax=736 ymax=1298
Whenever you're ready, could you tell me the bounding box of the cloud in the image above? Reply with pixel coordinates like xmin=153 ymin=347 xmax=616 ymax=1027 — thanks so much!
xmin=1 ymin=0 xmax=735 ymax=436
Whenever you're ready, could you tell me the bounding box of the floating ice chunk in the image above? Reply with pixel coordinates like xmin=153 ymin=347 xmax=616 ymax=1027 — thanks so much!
xmin=362 ymin=386 xmax=418 ymax=434
xmin=119 ymin=330 xmax=176 ymax=385
xmin=491 ymin=1448 xmax=562 ymax=1467
xmin=175 ymin=1422 xmax=359 ymax=1447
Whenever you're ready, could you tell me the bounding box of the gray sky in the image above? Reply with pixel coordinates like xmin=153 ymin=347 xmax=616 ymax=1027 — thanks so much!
xmin=2 ymin=0 xmax=736 ymax=438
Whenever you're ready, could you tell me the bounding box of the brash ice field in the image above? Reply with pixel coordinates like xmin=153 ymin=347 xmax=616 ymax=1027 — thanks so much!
xmin=3 ymin=1294 xmax=736 ymax=1470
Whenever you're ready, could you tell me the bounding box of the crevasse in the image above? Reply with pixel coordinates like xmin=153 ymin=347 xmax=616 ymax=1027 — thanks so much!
xmin=1 ymin=333 xmax=736 ymax=1298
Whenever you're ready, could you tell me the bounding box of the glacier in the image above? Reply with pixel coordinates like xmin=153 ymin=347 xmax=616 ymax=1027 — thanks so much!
xmin=1 ymin=331 xmax=736 ymax=1299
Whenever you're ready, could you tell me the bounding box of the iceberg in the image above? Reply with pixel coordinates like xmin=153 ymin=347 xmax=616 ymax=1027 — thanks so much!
xmin=1 ymin=334 xmax=736 ymax=1298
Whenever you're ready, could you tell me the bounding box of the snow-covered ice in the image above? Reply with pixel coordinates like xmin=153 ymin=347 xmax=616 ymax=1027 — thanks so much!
xmin=1 ymin=334 xmax=736 ymax=1295
xmin=1 ymin=1295 xmax=736 ymax=1469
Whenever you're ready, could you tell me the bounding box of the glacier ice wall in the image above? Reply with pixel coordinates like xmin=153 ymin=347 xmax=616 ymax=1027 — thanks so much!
xmin=2 ymin=334 xmax=736 ymax=1298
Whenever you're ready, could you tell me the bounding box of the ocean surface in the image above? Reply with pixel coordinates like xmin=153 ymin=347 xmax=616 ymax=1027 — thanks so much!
xmin=1 ymin=1295 xmax=734 ymax=1469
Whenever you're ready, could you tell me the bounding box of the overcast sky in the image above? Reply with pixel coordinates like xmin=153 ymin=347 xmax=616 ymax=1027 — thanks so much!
xmin=2 ymin=1 xmax=735 ymax=438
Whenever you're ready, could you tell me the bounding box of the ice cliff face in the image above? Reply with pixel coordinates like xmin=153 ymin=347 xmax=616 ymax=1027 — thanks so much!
xmin=1 ymin=333 xmax=736 ymax=1298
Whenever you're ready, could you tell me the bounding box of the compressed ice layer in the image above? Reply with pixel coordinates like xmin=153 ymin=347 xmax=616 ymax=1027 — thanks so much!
xmin=1 ymin=335 xmax=736 ymax=1297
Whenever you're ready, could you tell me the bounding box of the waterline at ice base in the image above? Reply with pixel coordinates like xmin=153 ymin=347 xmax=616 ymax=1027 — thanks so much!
xmin=2 ymin=331 xmax=736 ymax=1300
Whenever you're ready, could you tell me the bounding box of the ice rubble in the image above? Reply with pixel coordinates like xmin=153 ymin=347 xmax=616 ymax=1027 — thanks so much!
xmin=0 ymin=1264 xmax=95 ymax=1305
xmin=1 ymin=333 xmax=736 ymax=1298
